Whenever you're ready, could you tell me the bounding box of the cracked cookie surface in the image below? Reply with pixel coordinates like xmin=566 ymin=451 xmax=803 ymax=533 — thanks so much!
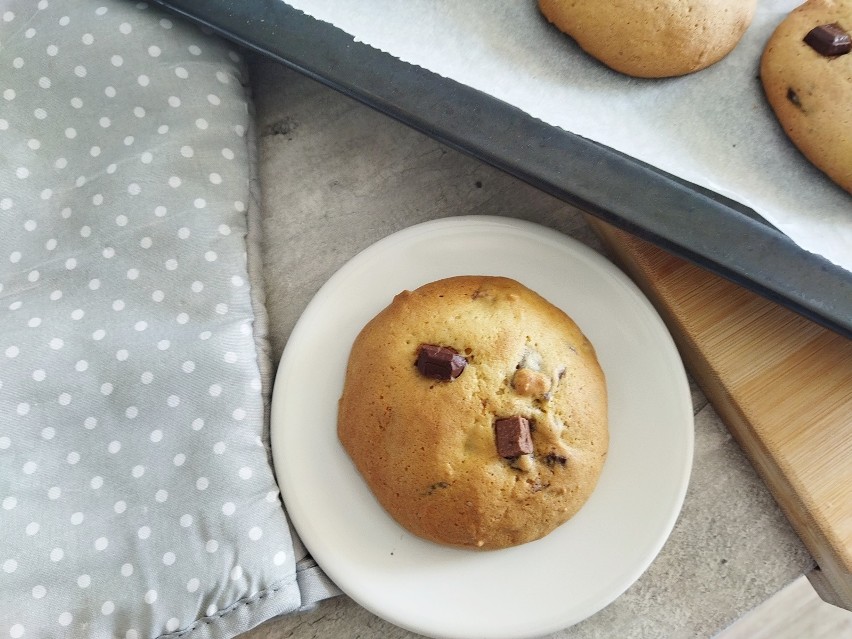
xmin=337 ymin=275 xmax=608 ymax=550
xmin=760 ymin=0 xmax=852 ymax=194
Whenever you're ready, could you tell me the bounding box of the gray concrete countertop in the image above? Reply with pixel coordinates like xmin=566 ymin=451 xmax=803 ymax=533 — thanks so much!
xmin=243 ymin=58 xmax=813 ymax=639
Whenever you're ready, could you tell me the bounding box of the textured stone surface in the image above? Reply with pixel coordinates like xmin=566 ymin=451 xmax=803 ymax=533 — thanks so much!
xmin=247 ymin=57 xmax=813 ymax=639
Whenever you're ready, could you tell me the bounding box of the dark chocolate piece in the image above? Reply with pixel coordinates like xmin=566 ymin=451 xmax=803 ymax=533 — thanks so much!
xmin=804 ymin=23 xmax=851 ymax=57
xmin=494 ymin=416 xmax=533 ymax=458
xmin=424 ymin=481 xmax=449 ymax=495
xmin=544 ymin=453 xmax=568 ymax=467
xmin=786 ymin=87 xmax=803 ymax=109
xmin=415 ymin=344 xmax=467 ymax=380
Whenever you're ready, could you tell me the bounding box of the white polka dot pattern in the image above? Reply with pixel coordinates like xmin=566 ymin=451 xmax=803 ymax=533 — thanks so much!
xmin=0 ymin=2 xmax=300 ymax=637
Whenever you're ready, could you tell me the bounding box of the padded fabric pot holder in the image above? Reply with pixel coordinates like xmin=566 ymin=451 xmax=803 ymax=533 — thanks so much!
xmin=0 ymin=2 xmax=337 ymax=637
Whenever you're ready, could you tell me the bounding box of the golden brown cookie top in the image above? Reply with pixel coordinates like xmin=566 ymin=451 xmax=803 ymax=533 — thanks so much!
xmin=338 ymin=275 xmax=608 ymax=550
xmin=760 ymin=0 xmax=852 ymax=194
xmin=538 ymin=0 xmax=758 ymax=78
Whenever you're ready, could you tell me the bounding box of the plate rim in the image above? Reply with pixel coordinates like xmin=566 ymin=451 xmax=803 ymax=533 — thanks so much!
xmin=270 ymin=215 xmax=694 ymax=639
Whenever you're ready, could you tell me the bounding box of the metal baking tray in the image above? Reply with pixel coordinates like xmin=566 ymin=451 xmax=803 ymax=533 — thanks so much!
xmin=152 ymin=0 xmax=852 ymax=338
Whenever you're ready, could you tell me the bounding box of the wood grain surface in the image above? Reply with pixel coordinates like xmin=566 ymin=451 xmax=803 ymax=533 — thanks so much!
xmin=587 ymin=218 xmax=852 ymax=611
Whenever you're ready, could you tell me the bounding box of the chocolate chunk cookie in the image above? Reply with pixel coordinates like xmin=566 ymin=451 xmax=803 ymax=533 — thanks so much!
xmin=538 ymin=0 xmax=757 ymax=78
xmin=761 ymin=0 xmax=852 ymax=194
xmin=338 ymin=276 xmax=608 ymax=550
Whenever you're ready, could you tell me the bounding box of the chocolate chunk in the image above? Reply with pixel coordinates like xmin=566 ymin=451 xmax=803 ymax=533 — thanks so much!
xmin=425 ymin=481 xmax=449 ymax=495
xmin=494 ymin=416 xmax=533 ymax=458
xmin=415 ymin=344 xmax=467 ymax=380
xmin=544 ymin=453 xmax=568 ymax=467
xmin=804 ymin=23 xmax=851 ymax=57
xmin=786 ymin=87 xmax=802 ymax=109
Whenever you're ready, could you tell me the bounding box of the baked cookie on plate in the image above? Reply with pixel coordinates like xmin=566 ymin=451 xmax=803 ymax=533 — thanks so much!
xmin=338 ymin=276 xmax=608 ymax=550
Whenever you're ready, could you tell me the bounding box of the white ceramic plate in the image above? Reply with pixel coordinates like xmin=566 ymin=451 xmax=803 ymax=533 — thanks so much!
xmin=270 ymin=216 xmax=693 ymax=639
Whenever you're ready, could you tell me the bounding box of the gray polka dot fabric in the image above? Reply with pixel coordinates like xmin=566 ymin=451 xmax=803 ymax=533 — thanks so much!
xmin=0 ymin=2 xmax=306 ymax=637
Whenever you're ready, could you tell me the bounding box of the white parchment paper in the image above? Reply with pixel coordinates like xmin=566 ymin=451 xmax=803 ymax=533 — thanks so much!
xmin=282 ymin=0 xmax=852 ymax=272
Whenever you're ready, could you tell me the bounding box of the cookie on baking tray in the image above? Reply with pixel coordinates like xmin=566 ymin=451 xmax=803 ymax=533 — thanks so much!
xmin=337 ymin=275 xmax=608 ymax=550
xmin=760 ymin=0 xmax=852 ymax=194
xmin=538 ymin=0 xmax=758 ymax=78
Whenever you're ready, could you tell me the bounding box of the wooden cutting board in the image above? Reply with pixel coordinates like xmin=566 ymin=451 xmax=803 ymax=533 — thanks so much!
xmin=586 ymin=218 xmax=852 ymax=611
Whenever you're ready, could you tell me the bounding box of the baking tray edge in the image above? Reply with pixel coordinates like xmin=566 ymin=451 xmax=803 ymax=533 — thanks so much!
xmin=152 ymin=0 xmax=852 ymax=338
